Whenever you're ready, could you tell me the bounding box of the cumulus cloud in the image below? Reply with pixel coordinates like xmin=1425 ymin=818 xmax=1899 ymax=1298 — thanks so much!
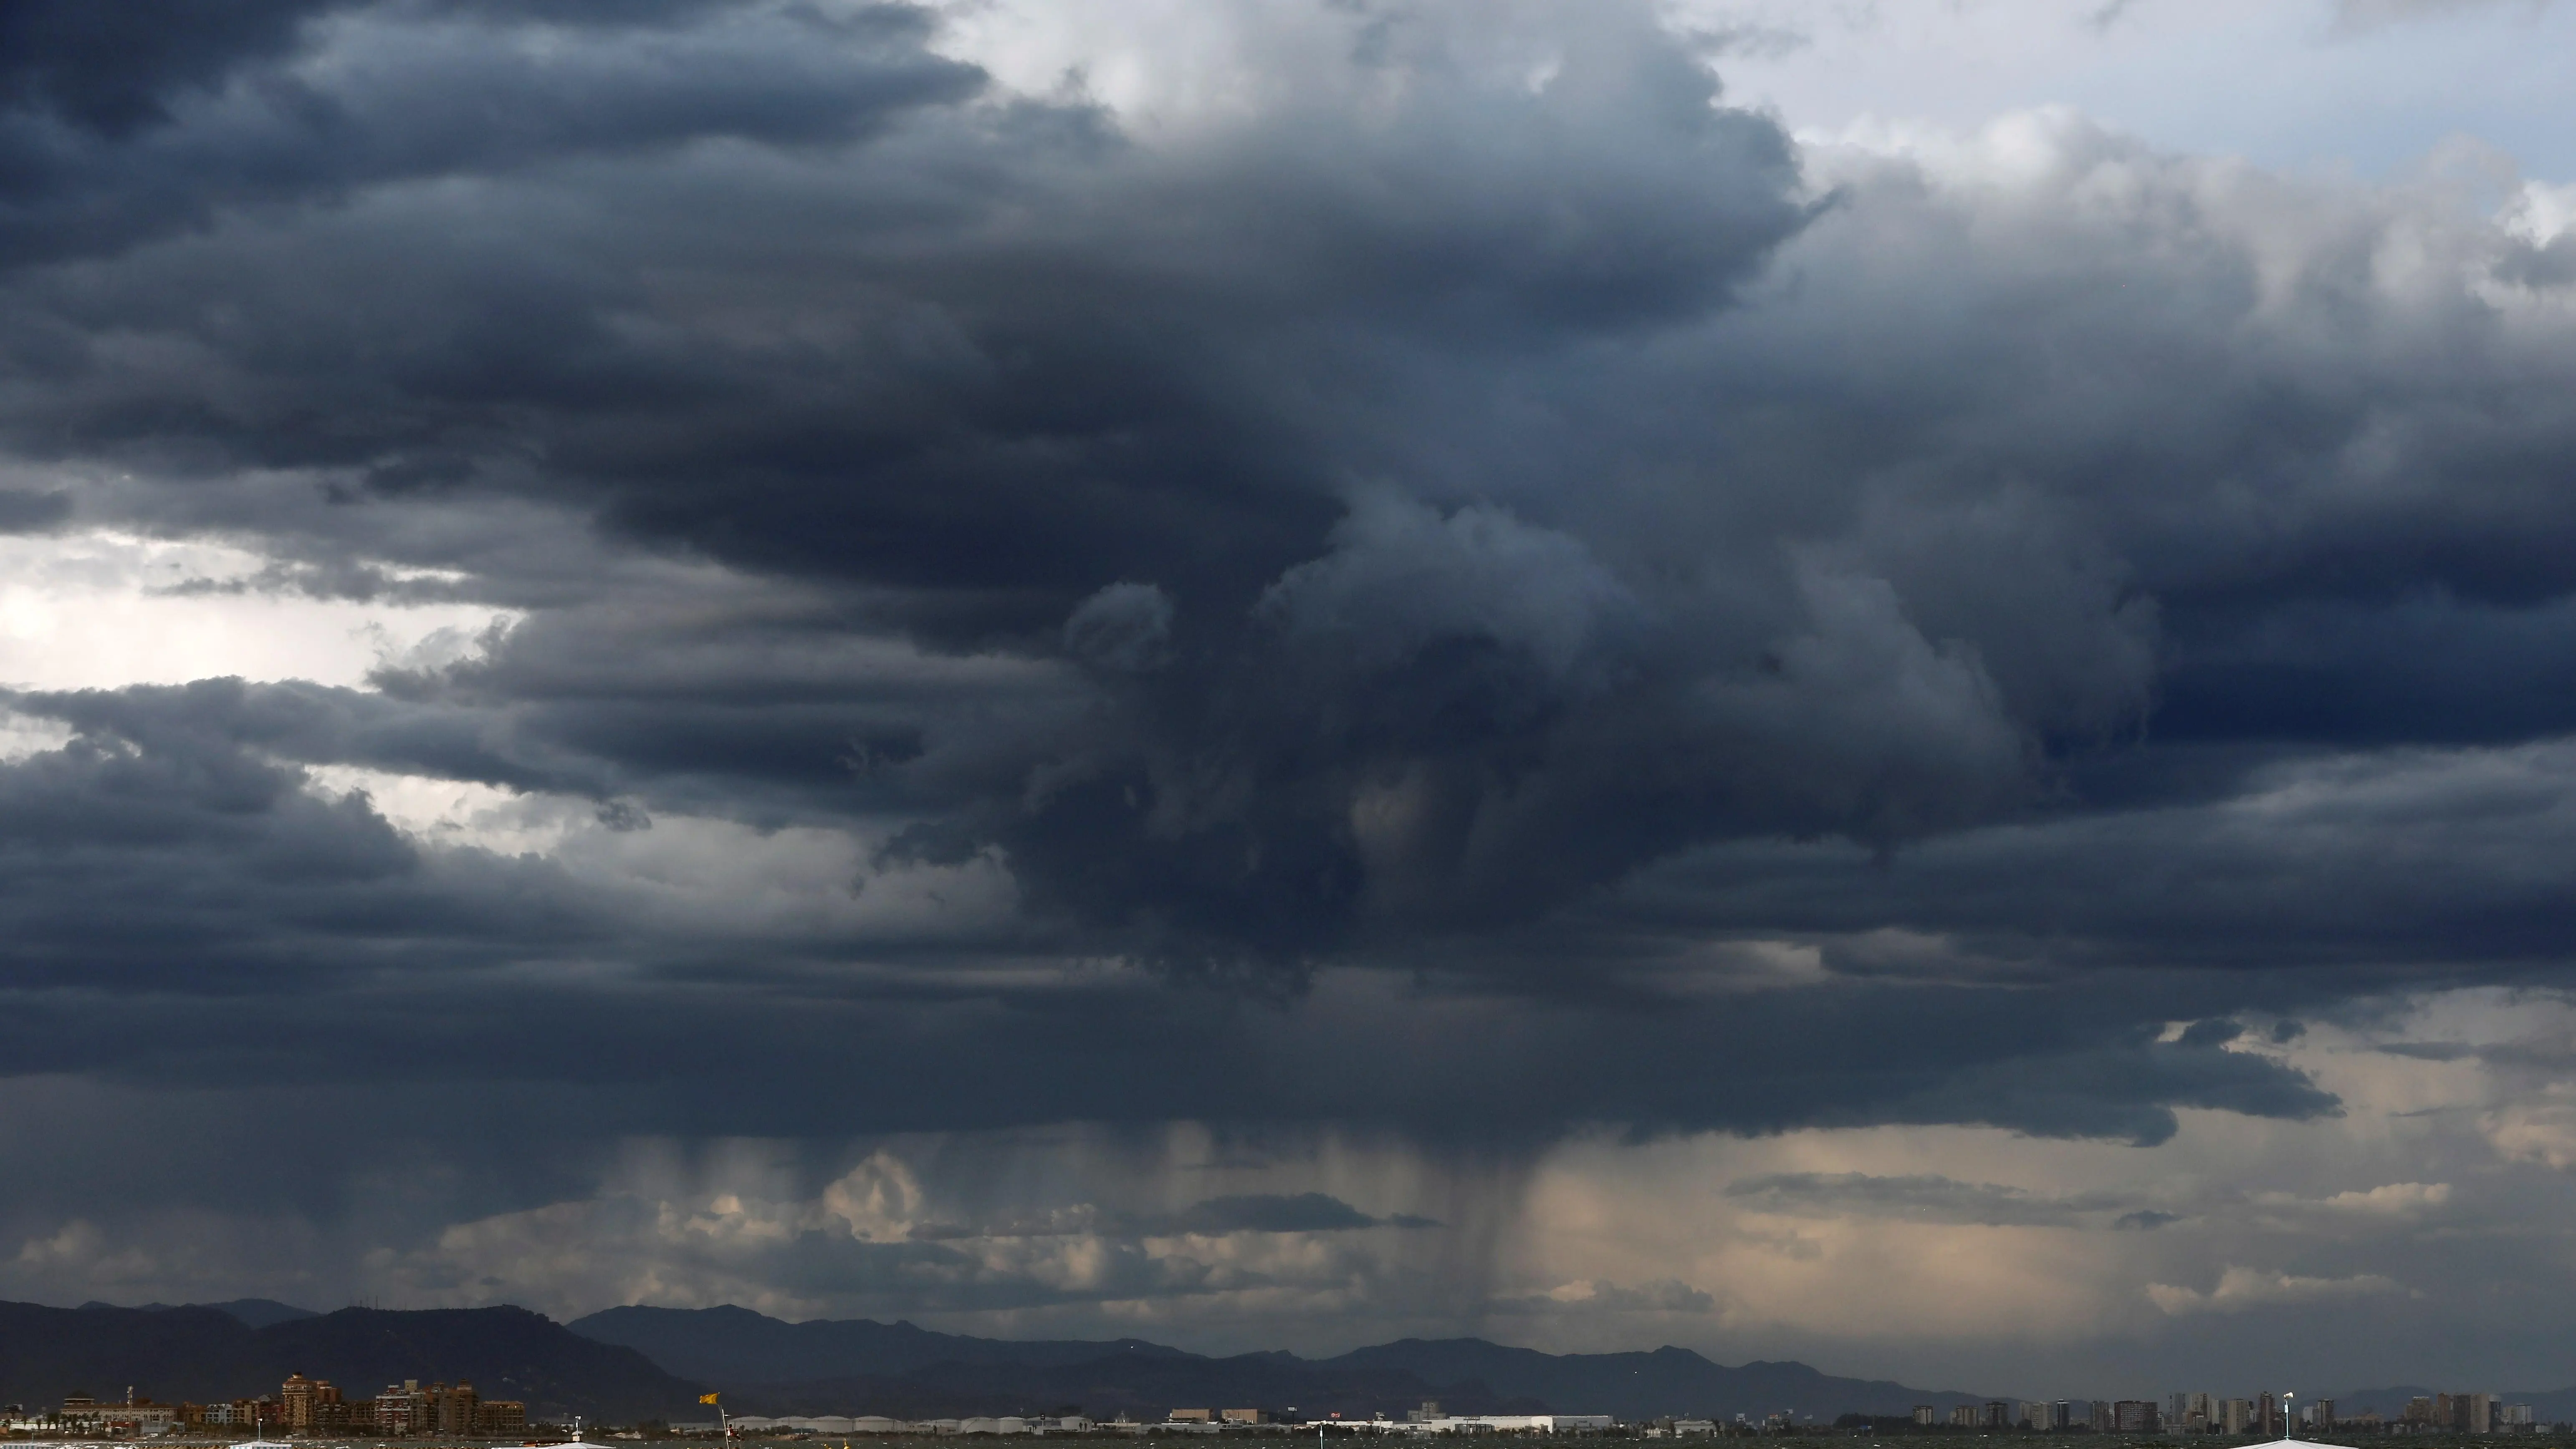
xmin=5 ymin=0 xmax=2576 ymax=1381
xmin=1490 ymin=1278 xmax=1717 ymax=1315
xmin=2309 ymin=1182 xmax=2454 ymax=1214
xmin=2147 ymin=1267 xmax=2409 ymax=1315
xmin=336 ymin=1144 xmax=1479 ymax=1330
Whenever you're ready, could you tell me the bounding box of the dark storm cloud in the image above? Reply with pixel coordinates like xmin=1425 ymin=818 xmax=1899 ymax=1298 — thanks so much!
xmin=0 ymin=755 xmax=2338 ymax=1148
xmin=1 ymin=0 xmax=2575 ymax=1192
xmin=0 ymin=704 xmax=604 ymax=993
xmin=0 ymin=1 xmax=979 ymax=268
xmin=1611 ymin=734 xmax=2576 ymax=984
xmin=0 ymin=485 xmax=68 ymax=530
xmin=0 ymin=2 xmax=337 ymax=137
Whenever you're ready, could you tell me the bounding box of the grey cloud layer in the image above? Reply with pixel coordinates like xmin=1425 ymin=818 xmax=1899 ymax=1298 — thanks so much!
xmin=5 ymin=0 xmax=2576 ymax=1305
xmin=1725 ymin=1172 xmax=2160 ymax=1229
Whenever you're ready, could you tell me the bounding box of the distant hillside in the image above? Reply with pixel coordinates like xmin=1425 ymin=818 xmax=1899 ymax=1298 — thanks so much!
xmin=570 ymin=1305 xmax=1190 ymax=1383
xmin=0 ymin=1302 xmax=702 ymax=1422
xmin=0 ymin=1303 xmax=265 ymax=1406
xmin=201 ymin=1300 xmax=324 ymax=1330
xmin=120 ymin=1300 xmax=322 ymax=1330
xmin=258 ymin=1307 xmax=705 ymax=1421
xmin=1318 ymin=1340 xmax=1985 ymax=1422
xmin=570 ymin=1304 xmax=1988 ymax=1421
xmin=3 ymin=1297 xmax=1992 ymax=1424
xmin=728 ymin=1358 xmax=1536 ymax=1422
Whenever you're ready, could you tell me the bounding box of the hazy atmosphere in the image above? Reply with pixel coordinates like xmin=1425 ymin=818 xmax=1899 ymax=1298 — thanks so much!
xmin=9 ymin=0 xmax=2576 ymax=1406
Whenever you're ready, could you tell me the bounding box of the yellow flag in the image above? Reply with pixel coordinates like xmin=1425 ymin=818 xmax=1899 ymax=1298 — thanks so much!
xmin=700 ymin=1396 xmax=720 ymax=1406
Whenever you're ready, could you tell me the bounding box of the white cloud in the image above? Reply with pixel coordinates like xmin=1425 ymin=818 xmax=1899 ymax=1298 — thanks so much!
xmin=2251 ymin=1181 xmax=2455 ymax=1216
xmin=1494 ymin=1278 xmax=1719 ymax=1314
xmin=2504 ymin=179 xmax=2576 ymax=244
xmin=0 ymin=709 xmax=74 ymax=762
xmin=0 ymin=530 xmax=510 ymax=691
xmin=300 ymin=765 xmax=1026 ymax=954
xmin=2314 ymin=1181 xmax=2454 ymax=1214
xmin=2483 ymin=1087 xmax=2576 ymax=1168
xmin=2147 ymin=1266 xmax=2408 ymax=1315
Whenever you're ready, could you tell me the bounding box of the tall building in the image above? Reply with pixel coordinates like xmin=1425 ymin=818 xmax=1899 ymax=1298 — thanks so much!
xmin=432 ymin=1383 xmax=480 ymax=1436
xmin=1952 ymin=1406 xmax=1981 ymax=1428
xmin=2311 ymin=1400 xmax=2335 ymax=1429
xmin=281 ymin=1376 xmax=346 ymax=1432
xmin=1984 ymin=1401 xmax=2012 ymax=1429
xmin=2091 ymin=1403 xmax=2115 ymax=1433
xmin=376 ymin=1381 xmax=427 ymax=1436
xmin=2505 ymin=1405 xmax=2536 ymax=1429
xmin=2223 ymin=1400 xmax=2253 ymax=1435
xmin=1913 ymin=1407 xmax=1936 ymax=1427
xmin=2115 ymin=1401 xmax=2159 ymax=1433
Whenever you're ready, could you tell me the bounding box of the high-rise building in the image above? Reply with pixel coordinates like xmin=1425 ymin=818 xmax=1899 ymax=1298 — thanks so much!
xmin=2053 ymin=1401 xmax=2074 ymax=1430
xmin=2115 ymin=1401 xmax=2159 ymax=1433
xmin=432 ymin=1383 xmax=479 ymax=1436
xmin=2311 ymin=1400 xmax=2335 ymax=1429
xmin=1952 ymin=1406 xmax=1982 ymax=1429
xmin=2223 ymin=1400 xmax=2253 ymax=1435
xmin=2091 ymin=1403 xmax=2116 ymax=1433
xmin=1914 ymin=1407 xmax=1936 ymax=1427
xmin=375 ymin=1381 xmax=427 ymax=1436
xmin=281 ymin=1377 xmax=346 ymax=1432
xmin=1984 ymin=1401 xmax=2012 ymax=1429
xmin=2404 ymin=1398 xmax=2435 ymax=1428
xmin=2505 ymin=1405 xmax=2536 ymax=1429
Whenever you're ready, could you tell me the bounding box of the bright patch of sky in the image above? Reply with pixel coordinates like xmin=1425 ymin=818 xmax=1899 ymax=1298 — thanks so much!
xmin=0 ymin=531 xmax=511 ymax=692
xmin=938 ymin=0 xmax=2576 ymax=182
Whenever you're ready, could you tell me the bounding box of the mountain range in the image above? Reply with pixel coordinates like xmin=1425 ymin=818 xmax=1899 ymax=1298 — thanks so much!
xmin=54 ymin=1298 xmax=2569 ymax=1426
xmin=0 ymin=1302 xmax=700 ymax=1422
xmin=2 ymin=1298 xmax=2002 ymax=1422
xmin=567 ymin=1306 xmax=1992 ymax=1421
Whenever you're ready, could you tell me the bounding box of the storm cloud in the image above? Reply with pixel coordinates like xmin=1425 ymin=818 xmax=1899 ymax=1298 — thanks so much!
xmin=7 ymin=0 xmax=2576 ymax=1392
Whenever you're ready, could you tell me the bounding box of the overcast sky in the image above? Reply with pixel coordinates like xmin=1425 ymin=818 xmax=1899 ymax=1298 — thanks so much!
xmin=7 ymin=0 xmax=2576 ymax=1404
